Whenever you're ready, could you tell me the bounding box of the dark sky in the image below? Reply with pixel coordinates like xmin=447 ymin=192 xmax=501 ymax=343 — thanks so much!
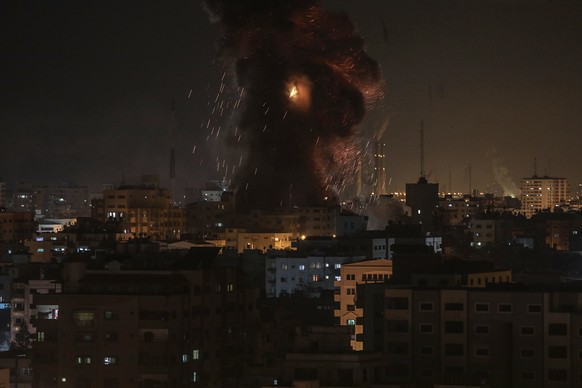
xmin=2 ymin=0 xmax=581 ymax=198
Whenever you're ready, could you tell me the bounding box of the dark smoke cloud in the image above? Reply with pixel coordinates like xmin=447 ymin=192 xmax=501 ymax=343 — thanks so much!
xmin=205 ymin=0 xmax=383 ymax=212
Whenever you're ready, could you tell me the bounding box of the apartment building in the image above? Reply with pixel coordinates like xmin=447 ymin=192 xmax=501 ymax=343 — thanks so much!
xmin=266 ymin=255 xmax=356 ymax=298
xmin=334 ymin=259 xmax=392 ymax=351
xmin=32 ymin=261 xmax=259 ymax=387
xmin=92 ymin=184 xmax=186 ymax=239
xmin=377 ymin=285 xmax=582 ymax=387
xmin=521 ymin=176 xmax=569 ymax=218
xmin=0 ymin=210 xmax=36 ymax=243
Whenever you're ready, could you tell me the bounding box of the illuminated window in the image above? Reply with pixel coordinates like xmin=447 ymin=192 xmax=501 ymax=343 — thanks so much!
xmin=347 ymin=319 xmax=355 ymax=325
xmin=73 ymin=311 xmax=95 ymax=327
xmin=192 ymin=349 xmax=200 ymax=360
xmin=76 ymin=356 xmax=91 ymax=364
xmin=103 ymin=356 xmax=117 ymax=365
xmin=182 ymin=354 xmax=188 ymax=363
xmin=37 ymin=332 xmax=45 ymax=342
xmin=226 ymin=283 xmax=234 ymax=292
xmin=192 ymin=372 xmax=198 ymax=382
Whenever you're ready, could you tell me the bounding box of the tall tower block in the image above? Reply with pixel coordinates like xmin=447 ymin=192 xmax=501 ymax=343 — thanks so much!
xmin=373 ymin=141 xmax=387 ymax=195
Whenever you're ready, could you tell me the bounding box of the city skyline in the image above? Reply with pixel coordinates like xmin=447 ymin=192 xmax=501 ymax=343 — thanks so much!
xmin=2 ymin=0 xmax=581 ymax=199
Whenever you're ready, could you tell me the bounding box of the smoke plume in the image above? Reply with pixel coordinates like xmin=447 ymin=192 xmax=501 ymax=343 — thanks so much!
xmin=205 ymin=0 xmax=383 ymax=211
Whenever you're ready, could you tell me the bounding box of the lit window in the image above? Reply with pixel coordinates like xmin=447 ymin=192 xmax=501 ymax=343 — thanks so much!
xmin=182 ymin=354 xmax=188 ymax=363
xmin=103 ymin=356 xmax=117 ymax=365
xmin=192 ymin=349 xmax=200 ymax=360
xmin=347 ymin=319 xmax=355 ymax=325
xmin=76 ymin=356 xmax=91 ymax=364
xmin=298 ymin=265 xmax=305 ymax=271
xmin=192 ymin=372 xmax=198 ymax=382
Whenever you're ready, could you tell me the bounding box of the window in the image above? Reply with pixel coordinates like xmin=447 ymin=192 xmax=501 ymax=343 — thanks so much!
xmin=76 ymin=356 xmax=91 ymax=364
xmin=475 ymin=347 xmax=489 ymax=357
xmin=520 ymin=326 xmax=535 ymax=336
xmin=192 ymin=372 xmax=198 ymax=382
xmin=386 ymin=297 xmax=408 ymax=310
xmin=548 ymin=346 xmax=567 ymax=359
xmin=386 ymin=320 xmax=408 ymax=333
xmin=548 ymin=369 xmax=567 ymax=381
xmin=419 ymin=302 xmax=433 ymax=311
xmin=103 ymin=356 xmax=117 ymax=365
xmin=347 ymin=304 xmax=355 ymax=311
xmin=281 ymin=264 xmax=288 ymax=270
xmin=419 ymin=324 xmax=433 ymax=333
xmin=76 ymin=333 xmax=94 ymax=342
xmin=444 ymin=302 xmax=463 ymax=311
xmin=548 ymin=323 xmax=567 ymax=336
xmin=182 ymin=354 xmax=189 ymax=363
xmin=347 ymin=319 xmax=355 ymax=326
xmin=475 ymin=303 xmax=489 ymax=313
xmin=103 ymin=332 xmax=118 ymax=342
xmin=334 ymin=263 xmax=341 ymax=269
xmin=226 ymin=283 xmax=234 ymax=292
xmin=103 ymin=310 xmax=119 ymax=320
xmin=298 ymin=265 xmax=305 ymax=271
xmin=73 ymin=311 xmax=95 ymax=327
xmin=37 ymin=332 xmax=45 ymax=342
xmin=520 ymin=348 xmax=534 ymax=357
xmin=444 ymin=343 xmax=464 ymax=356
xmin=444 ymin=321 xmax=464 ymax=334
xmin=192 ymin=349 xmax=200 ymax=360
xmin=474 ymin=325 xmax=489 ymax=335
xmin=498 ymin=304 xmax=512 ymax=313
xmin=527 ymin=304 xmax=542 ymax=313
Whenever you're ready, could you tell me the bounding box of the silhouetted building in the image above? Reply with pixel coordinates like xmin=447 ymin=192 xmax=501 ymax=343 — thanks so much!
xmin=406 ymin=177 xmax=439 ymax=234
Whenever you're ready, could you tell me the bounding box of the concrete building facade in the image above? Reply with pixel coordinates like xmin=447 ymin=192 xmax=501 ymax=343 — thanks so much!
xmin=521 ymin=176 xmax=569 ymax=218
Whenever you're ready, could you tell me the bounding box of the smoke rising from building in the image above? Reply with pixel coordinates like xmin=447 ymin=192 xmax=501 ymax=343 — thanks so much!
xmin=204 ymin=0 xmax=384 ymax=211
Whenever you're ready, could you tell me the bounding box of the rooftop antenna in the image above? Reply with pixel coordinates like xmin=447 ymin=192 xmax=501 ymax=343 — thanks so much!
xmin=169 ymin=99 xmax=176 ymax=205
xmin=468 ymin=163 xmax=472 ymax=195
xmin=420 ymin=120 xmax=425 ymax=179
xmin=448 ymin=163 xmax=452 ymax=194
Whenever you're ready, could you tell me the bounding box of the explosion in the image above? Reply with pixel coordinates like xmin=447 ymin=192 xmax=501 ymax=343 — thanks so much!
xmin=204 ymin=0 xmax=384 ymax=211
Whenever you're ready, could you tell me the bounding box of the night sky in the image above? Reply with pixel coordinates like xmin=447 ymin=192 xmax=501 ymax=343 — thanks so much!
xmin=2 ymin=0 xmax=581 ymax=198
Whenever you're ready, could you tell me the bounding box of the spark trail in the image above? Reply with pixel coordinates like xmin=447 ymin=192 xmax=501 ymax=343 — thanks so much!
xmin=204 ymin=0 xmax=383 ymax=211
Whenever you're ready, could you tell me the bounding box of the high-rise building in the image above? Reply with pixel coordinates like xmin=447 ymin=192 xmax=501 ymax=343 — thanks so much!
xmin=406 ymin=177 xmax=439 ymax=234
xmin=520 ymin=176 xmax=569 ymax=218
xmin=0 ymin=180 xmax=5 ymax=209
xmin=91 ymin=176 xmax=186 ymax=240
xmin=372 ymin=141 xmax=387 ymax=195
